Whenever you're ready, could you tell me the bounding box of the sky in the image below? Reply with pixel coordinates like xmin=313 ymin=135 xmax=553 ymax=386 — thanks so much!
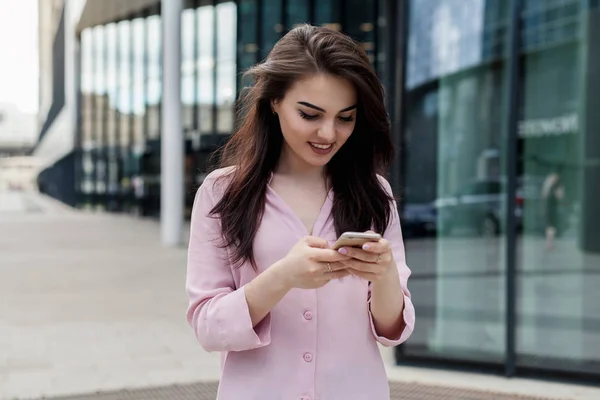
xmin=0 ymin=0 xmax=38 ymax=114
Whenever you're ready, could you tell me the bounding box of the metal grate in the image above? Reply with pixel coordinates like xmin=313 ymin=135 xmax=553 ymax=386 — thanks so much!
xmin=389 ymin=381 xmax=565 ymax=400
xmin=30 ymin=381 xmax=565 ymax=400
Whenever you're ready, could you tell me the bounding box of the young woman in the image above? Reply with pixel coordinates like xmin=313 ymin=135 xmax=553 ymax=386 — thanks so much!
xmin=186 ymin=24 xmax=415 ymax=399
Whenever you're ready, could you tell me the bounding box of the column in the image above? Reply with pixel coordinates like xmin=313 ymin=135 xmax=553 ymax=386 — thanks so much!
xmin=161 ymin=0 xmax=184 ymax=246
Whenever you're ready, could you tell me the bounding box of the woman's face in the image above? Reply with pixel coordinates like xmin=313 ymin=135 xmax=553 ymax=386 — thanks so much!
xmin=272 ymin=74 xmax=357 ymax=170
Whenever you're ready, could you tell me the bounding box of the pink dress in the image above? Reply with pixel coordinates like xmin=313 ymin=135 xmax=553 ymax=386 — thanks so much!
xmin=186 ymin=167 xmax=415 ymax=400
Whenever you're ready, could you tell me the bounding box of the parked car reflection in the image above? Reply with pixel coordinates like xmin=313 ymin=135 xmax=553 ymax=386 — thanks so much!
xmin=401 ymin=202 xmax=437 ymax=238
xmin=434 ymin=178 xmax=530 ymax=237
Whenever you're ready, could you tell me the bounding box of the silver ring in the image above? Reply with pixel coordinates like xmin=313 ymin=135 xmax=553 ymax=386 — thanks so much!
xmin=327 ymin=262 xmax=332 ymax=273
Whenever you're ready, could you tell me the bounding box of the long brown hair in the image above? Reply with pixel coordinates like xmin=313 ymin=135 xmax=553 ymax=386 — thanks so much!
xmin=211 ymin=24 xmax=395 ymax=269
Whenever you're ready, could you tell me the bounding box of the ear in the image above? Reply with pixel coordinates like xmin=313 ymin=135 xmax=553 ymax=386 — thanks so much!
xmin=271 ymin=99 xmax=280 ymax=114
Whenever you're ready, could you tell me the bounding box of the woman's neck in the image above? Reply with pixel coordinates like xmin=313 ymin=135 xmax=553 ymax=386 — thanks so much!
xmin=275 ymin=146 xmax=327 ymax=187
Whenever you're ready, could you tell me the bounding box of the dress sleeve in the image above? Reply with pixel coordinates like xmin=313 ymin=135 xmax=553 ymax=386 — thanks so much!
xmin=185 ymin=174 xmax=271 ymax=352
xmin=367 ymin=176 xmax=416 ymax=347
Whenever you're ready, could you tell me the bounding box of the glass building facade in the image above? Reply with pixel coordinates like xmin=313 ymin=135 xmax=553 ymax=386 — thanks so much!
xmin=399 ymin=0 xmax=600 ymax=381
xmin=76 ymin=0 xmax=383 ymax=218
xmin=73 ymin=0 xmax=600 ymax=382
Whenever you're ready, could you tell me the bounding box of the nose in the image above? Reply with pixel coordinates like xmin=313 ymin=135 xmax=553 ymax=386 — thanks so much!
xmin=318 ymin=119 xmax=336 ymax=142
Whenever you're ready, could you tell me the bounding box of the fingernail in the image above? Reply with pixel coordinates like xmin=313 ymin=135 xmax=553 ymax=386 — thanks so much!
xmin=338 ymin=248 xmax=347 ymax=255
xmin=362 ymin=244 xmax=370 ymax=250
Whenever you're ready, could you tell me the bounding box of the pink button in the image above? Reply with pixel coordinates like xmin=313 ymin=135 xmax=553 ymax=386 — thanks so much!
xmin=303 ymin=311 xmax=313 ymax=320
xmin=303 ymin=352 xmax=313 ymax=362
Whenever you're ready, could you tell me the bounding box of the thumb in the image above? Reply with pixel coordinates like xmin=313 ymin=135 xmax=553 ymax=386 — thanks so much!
xmin=302 ymin=235 xmax=329 ymax=249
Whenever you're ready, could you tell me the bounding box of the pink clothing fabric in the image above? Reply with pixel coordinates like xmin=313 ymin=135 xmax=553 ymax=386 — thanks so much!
xmin=186 ymin=167 xmax=415 ymax=400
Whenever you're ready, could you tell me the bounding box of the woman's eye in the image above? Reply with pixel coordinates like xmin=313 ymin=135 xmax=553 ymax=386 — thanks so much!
xmin=338 ymin=115 xmax=355 ymax=123
xmin=299 ymin=110 xmax=319 ymax=120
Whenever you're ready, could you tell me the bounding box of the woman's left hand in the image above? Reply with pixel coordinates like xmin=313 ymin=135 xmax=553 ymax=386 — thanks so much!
xmin=337 ymin=232 xmax=396 ymax=282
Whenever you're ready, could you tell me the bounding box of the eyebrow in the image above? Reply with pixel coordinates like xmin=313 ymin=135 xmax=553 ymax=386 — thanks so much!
xmin=297 ymin=101 xmax=357 ymax=113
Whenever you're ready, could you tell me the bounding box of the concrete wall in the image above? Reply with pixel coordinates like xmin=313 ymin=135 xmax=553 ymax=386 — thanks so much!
xmin=34 ymin=0 xmax=87 ymax=169
xmin=76 ymin=0 xmax=158 ymax=33
xmin=37 ymin=0 xmax=65 ymax=131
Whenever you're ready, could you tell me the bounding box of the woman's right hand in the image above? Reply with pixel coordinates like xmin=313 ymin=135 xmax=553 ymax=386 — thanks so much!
xmin=276 ymin=236 xmax=351 ymax=290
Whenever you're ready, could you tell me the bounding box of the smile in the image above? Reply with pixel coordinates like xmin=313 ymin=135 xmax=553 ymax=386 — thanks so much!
xmin=309 ymin=142 xmax=334 ymax=155
xmin=309 ymin=142 xmax=333 ymax=150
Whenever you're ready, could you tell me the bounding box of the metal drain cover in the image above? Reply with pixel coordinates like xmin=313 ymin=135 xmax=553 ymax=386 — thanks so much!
xmin=31 ymin=381 xmax=563 ymax=400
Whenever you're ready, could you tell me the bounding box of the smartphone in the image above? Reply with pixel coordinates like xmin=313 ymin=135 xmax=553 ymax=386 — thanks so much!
xmin=332 ymin=231 xmax=382 ymax=250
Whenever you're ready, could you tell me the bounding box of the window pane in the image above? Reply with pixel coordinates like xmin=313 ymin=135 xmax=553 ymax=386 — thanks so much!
xmin=405 ymin=0 xmax=490 ymax=90
xmin=216 ymin=2 xmax=236 ymax=134
xmin=104 ymin=23 xmax=120 ymax=196
xmin=517 ymin=0 xmax=600 ymax=376
xmin=130 ymin=16 xmax=146 ymax=205
xmin=376 ymin=0 xmax=388 ymax=79
xmin=182 ymin=8 xmax=196 ymax=133
xmin=314 ymin=0 xmax=341 ymax=30
xmin=105 ymin=24 xmax=118 ymax=149
xmin=118 ymin=19 xmax=132 ymax=197
xmin=238 ymin=0 xmax=258 ymax=89
xmin=400 ymin=0 xmax=510 ymax=364
xmin=344 ymin=0 xmax=376 ymax=64
xmin=81 ymin=28 xmax=95 ymax=195
xmin=260 ymin=0 xmax=282 ymax=59
xmin=146 ymin=15 xmax=161 ymax=140
xmin=286 ymin=0 xmax=309 ymax=29
xmin=94 ymin=25 xmax=107 ymax=195
xmin=197 ymin=5 xmax=214 ymax=134
xmin=132 ymin=17 xmax=146 ymax=151
xmin=118 ymin=20 xmax=131 ymax=148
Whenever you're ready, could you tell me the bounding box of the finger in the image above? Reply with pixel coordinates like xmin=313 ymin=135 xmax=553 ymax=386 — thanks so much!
xmin=311 ymin=248 xmax=352 ymax=262
xmin=303 ymin=235 xmax=329 ymax=249
xmin=340 ymin=258 xmax=379 ymax=273
xmin=347 ymin=269 xmax=378 ymax=282
xmin=326 ymin=261 xmax=348 ymax=272
xmin=326 ymin=270 xmax=352 ymax=280
xmin=361 ymin=238 xmax=390 ymax=253
xmin=337 ymin=246 xmax=378 ymax=263
xmin=318 ymin=261 xmax=346 ymax=273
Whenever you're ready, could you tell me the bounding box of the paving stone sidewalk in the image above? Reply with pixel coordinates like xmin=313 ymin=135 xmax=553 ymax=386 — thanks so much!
xmin=2 ymin=192 xmax=599 ymax=400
